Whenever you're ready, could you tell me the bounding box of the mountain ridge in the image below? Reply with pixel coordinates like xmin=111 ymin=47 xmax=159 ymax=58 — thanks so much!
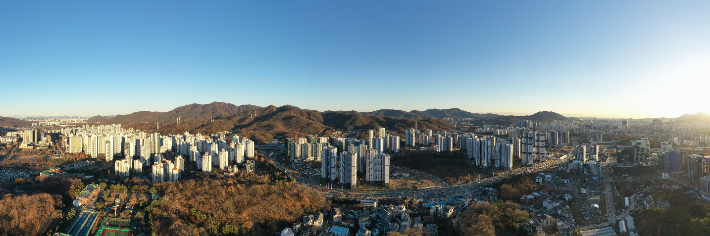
xmin=675 ymin=112 xmax=710 ymax=123
xmin=88 ymin=102 xmax=261 ymax=124
xmin=122 ymin=105 xmax=452 ymax=143
xmin=0 ymin=116 xmax=33 ymax=128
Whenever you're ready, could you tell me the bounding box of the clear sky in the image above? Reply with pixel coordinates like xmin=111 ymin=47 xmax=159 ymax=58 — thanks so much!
xmin=1 ymin=1 xmax=709 ymax=118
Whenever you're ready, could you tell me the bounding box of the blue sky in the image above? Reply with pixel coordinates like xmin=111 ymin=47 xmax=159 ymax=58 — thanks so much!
xmin=1 ymin=1 xmax=709 ymax=118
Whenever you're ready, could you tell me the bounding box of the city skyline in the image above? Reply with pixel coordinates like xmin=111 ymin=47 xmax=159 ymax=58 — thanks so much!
xmin=1 ymin=1 xmax=709 ymax=118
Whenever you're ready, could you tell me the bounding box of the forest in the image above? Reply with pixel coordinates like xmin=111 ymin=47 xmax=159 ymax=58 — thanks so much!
xmin=636 ymin=189 xmax=710 ymax=236
xmin=495 ymin=176 xmax=539 ymax=202
xmin=457 ymin=201 xmax=531 ymax=236
xmin=0 ymin=176 xmax=82 ymax=235
xmin=123 ymin=105 xmax=453 ymax=144
xmin=150 ymin=177 xmax=325 ymax=235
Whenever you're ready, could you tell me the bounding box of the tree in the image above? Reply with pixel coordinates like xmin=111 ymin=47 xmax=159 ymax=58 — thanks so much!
xmin=148 ymin=178 xmax=325 ymax=235
xmin=0 ymin=193 xmax=60 ymax=235
xmin=95 ymin=202 xmax=105 ymax=212
xmin=74 ymin=182 xmax=86 ymax=196
xmin=149 ymin=187 xmax=157 ymax=194
xmin=500 ymin=184 xmax=518 ymax=201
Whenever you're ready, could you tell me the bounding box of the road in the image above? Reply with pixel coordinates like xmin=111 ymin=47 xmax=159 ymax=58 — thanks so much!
xmin=36 ymin=210 xmax=61 ymax=236
xmin=67 ymin=210 xmax=98 ymax=236
xmin=269 ymin=154 xmax=567 ymax=200
xmin=603 ymin=164 xmax=615 ymax=222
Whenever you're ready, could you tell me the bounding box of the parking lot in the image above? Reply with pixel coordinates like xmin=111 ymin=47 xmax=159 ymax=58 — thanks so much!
xmin=0 ymin=169 xmax=35 ymax=182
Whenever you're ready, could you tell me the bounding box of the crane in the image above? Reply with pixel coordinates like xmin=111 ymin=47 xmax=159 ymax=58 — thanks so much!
xmin=295 ymin=127 xmax=301 ymax=140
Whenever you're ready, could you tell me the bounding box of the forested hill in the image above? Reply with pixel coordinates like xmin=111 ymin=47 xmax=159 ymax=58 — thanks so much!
xmin=124 ymin=105 xmax=452 ymax=144
xmin=88 ymin=102 xmax=261 ymax=124
xmin=0 ymin=116 xmax=32 ymax=128
xmin=675 ymin=112 xmax=710 ymax=123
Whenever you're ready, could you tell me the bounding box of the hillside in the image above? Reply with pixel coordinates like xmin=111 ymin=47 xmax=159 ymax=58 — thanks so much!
xmin=0 ymin=116 xmax=32 ymax=128
xmin=676 ymin=112 xmax=710 ymax=123
xmin=420 ymin=108 xmax=483 ymax=119
xmin=365 ymin=108 xmax=488 ymax=120
xmin=124 ymin=105 xmax=452 ymax=144
xmin=471 ymin=111 xmax=572 ymax=126
xmin=363 ymin=109 xmax=568 ymax=125
xmin=519 ymin=111 xmax=568 ymax=122
xmin=366 ymin=109 xmax=428 ymax=119
xmin=89 ymin=102 xmax=261 ymax=124
xmin=322 ymin=111 xmax=452 ymax=133
xmin=151 ymin=171 xmax=325 ymax=235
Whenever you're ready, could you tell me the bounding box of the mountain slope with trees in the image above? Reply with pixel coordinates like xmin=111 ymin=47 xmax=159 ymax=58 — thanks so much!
xmin=0 ymin=116 xmax=32 ymax=128
xmin=150 ymin=177 xmax=325 ymax=235
xmin=88 ymin=102 xmax=261 ymax=124
xmin=675 ymin=112 xmax=710 ymax=123
xmin=123 ymin=105 xmax=453 ymax=144
xmin=363 ymin=108 xmax=486 ymax=120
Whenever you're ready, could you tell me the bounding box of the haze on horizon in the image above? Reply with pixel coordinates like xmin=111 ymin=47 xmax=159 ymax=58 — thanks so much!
xmin=1 ymin=1 xmax=709 ymax=119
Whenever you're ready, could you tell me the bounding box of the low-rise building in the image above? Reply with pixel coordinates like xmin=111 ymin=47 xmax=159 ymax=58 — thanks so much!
xmin=331 ymin=226 xmax=349 ymax=236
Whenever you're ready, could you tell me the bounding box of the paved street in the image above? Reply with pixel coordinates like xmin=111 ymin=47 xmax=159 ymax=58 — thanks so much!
xmin=269 ymin=154 xmax=566 ymax=200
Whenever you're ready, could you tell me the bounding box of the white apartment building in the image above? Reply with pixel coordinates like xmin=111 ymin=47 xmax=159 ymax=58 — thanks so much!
xmin=405 ymin=129 xmax=416 ymax=146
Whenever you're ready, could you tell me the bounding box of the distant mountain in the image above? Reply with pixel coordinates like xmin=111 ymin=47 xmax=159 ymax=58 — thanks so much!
xmin=0 ymin=116 xmax=32 ymax=128
xmin=676 ymin=112 xmax=710 ymax=123
xmin=24 ymin=116 xmax=85 ymax=119
xmin=469 ymin=111 xmax=572 ymax=126
xmin=366 ymin=109 xmax=429 ymax=119
xmin=420 ymin=108 xmax=484 ymax=119
xmin=363 ymin=108 xmax=569 ymax=126
xmin=364 ymin=108 xmax=492 ymax=120
xmin=124 ymin=105 xmax=452 ymax=144
xmin=321 ymin=111 xmax=451 ymax=133
xmin=521 ymin=111 xmax=568 ymax=122
xmin=89 ymin=102 xmax=262 ymax=124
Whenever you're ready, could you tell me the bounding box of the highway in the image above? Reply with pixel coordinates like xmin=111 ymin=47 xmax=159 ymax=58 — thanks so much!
xmin=67 ymin=210 xmax=98 ymax=236
xmin=269 ymin=154 xmax=567 ymax=200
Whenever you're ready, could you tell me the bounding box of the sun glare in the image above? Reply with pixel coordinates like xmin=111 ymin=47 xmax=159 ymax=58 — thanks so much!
xmin=638 ymin=62 xmax=710 ymax=118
